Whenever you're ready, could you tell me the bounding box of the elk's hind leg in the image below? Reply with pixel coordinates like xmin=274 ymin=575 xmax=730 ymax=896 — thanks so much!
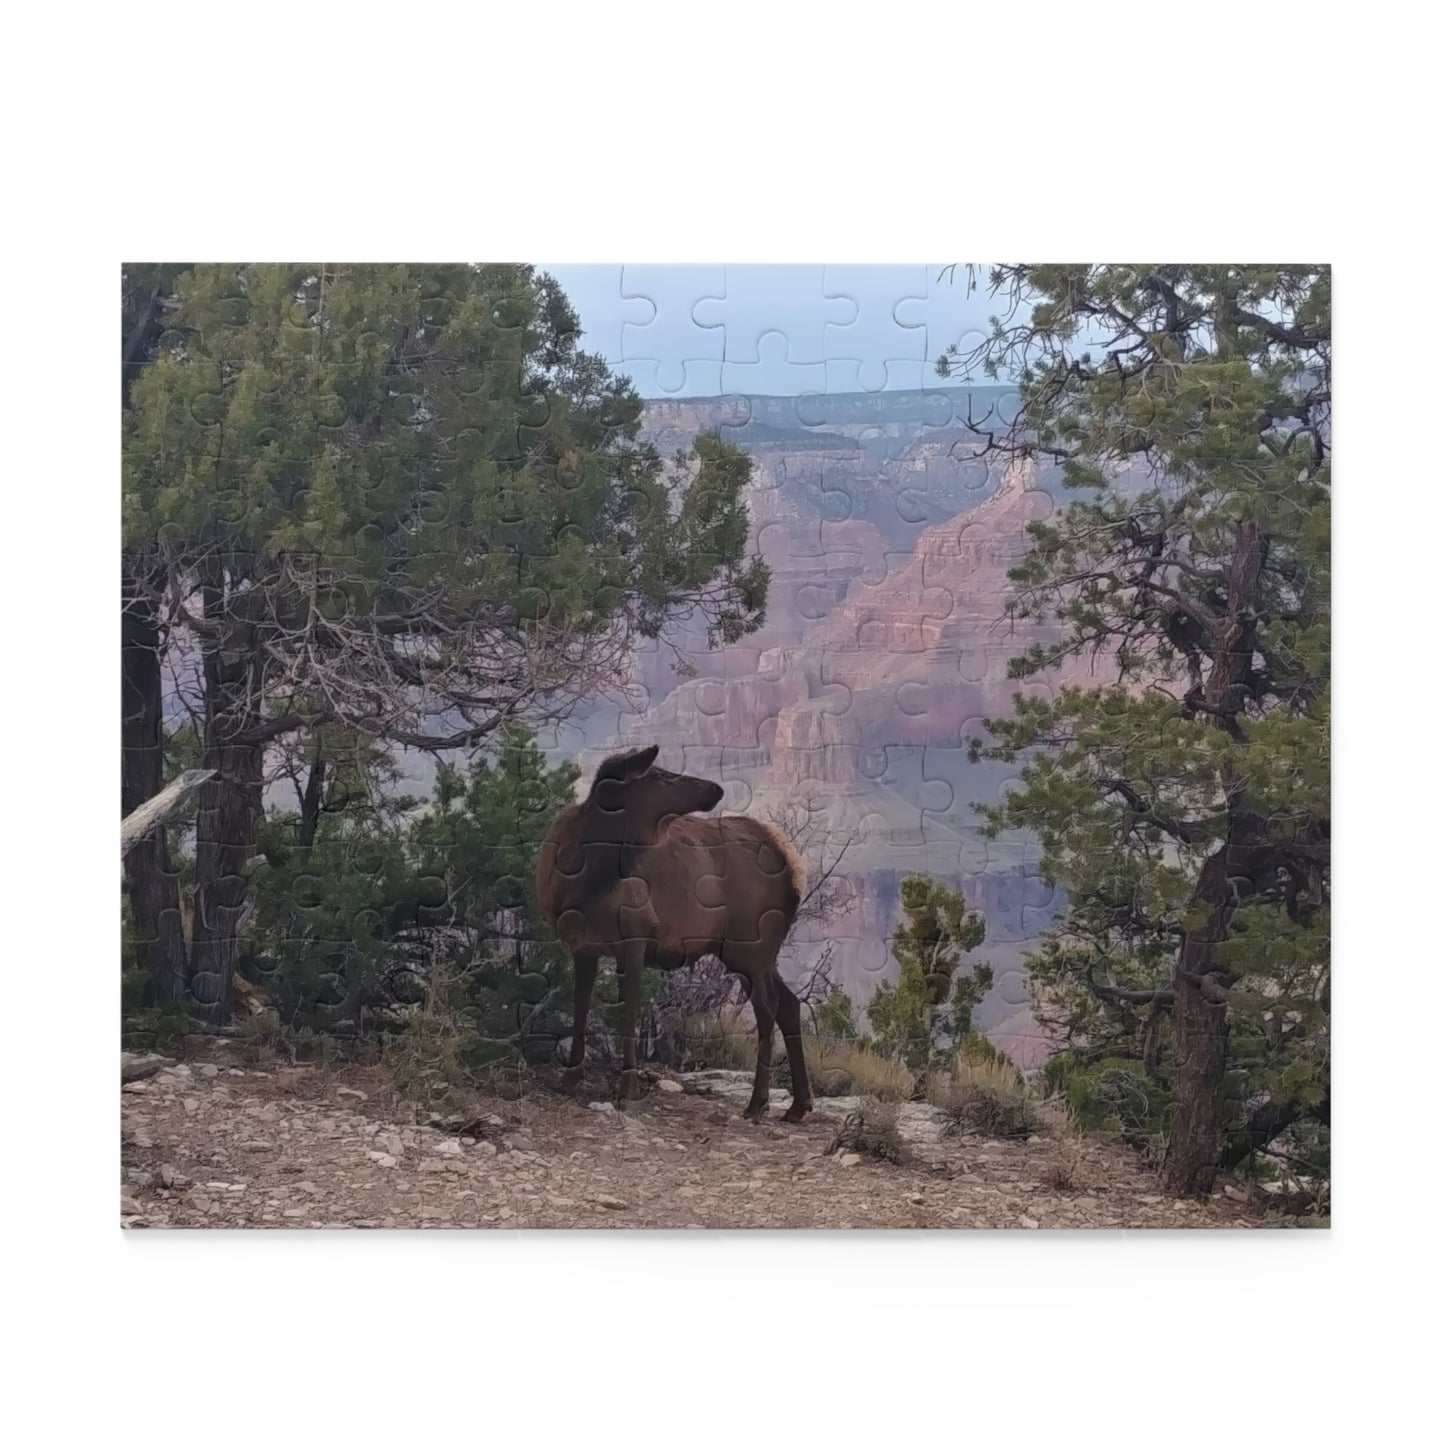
xmin=723 ymin=946 xmax=778 ymax=1122
xmin=774 ymin=975 xmax=813 ymax=1123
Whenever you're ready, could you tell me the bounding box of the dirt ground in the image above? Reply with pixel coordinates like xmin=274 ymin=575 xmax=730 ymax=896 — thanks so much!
xmin=120 ymin=1038 xmax=1282 ymax=1230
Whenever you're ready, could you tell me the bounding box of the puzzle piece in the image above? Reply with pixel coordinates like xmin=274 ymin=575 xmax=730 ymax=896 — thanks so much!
xmin=126 ymin=261 xmax=1329 ymax=1232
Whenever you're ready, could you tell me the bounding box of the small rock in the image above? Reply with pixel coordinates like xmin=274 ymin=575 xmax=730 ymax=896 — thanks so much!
xmin=588 ymin=1194 xmax=629 ymax=1210
xmin=380 ymin=1133 xmax=406 ymax=1158
xmin=159 ymin=1164 xmax=178 ymax=1188
xmin=182 ymin=1098 xmax=199 ymax=1115
xmin=337 ymin=1087 xmax=367 ymax=1101
xmin=1025 ymin=1135 xmax=1044 ymax=1145
xmin=124 ymin=1167 xmax=154 ymax=1189
xmin=657 ymin=1079 xmax=684 ymax=1093
xmin=199 ymin=1064 xmax=220 ymax=1080
xmin=836 ymin=1152 xmax=861 ymax=1168
xmin=587 ymin=1102 xmax=615 ymax=1113
xmin=1019 ymin=1215 xmax=1040 ymax=1229
xmin=435 ymin=1138 xmax=463 ymax=1155
xmin=497 ymin=1207 xmax=514 ymax=1221
xmin=367 ymin=1151 xmax=398 ymax=1169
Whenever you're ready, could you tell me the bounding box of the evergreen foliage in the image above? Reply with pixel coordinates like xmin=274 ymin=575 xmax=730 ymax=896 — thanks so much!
xmin=866 ymin=874 xmax=990 ymax=1074
xmin=940 ymin=265 xmax=1330 ymax=1191
xmin=121 ymin=264 xmax=767 ymax=1020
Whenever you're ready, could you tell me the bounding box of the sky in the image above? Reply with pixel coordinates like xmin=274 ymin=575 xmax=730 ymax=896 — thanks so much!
xmin=540 ymin=263 xmax=1007 ymax=397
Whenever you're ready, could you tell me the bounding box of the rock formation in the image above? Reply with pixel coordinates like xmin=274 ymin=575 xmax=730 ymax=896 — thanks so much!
xmin=576 ymin=391 xmax=1117 ymax=1065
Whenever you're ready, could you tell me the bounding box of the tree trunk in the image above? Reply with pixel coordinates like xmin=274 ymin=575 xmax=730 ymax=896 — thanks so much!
xmin=1162 ymin=846 xmax=1236 ymax=1196
xmin=189 ymin=601 xmax=264 ymax=1024
xmin=122 ymin=273 xmax=187 ymax=1006
xmin=1161 ymin=521 xmax=1267 ymax=1197
xmin=121 ymin=566 xmax=187 ymax=1006
xmin=298 ymin=749 xmax=327 ymax=849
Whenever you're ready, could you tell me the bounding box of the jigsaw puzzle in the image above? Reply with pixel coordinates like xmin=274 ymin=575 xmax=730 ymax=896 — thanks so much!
xmin=120 ymin=263 xmax=1331 ymax=1228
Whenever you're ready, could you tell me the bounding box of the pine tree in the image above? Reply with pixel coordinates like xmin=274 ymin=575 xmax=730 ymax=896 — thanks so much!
xmin=940 ymin=266 xmax=1330 ymax=1194
xmin=123 ymin=264 xmax=768 ymax=1021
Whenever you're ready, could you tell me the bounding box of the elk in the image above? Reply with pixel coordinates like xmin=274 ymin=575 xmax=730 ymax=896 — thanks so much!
xmin=535 ymin=745 xmax=813 ymax=1123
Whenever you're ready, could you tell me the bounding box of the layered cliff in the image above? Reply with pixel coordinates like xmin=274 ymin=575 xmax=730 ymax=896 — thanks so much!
xmin=568 ymin=392 xmax=1102 ymax=1064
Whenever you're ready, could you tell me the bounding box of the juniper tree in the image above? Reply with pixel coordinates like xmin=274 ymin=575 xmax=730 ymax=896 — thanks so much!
xmin=247 ymin=722 xmax=578 ymax=1047
xmin=866 ymin=874 xmax=989 ymax=1074
xmin=123 ymin=264 xmax=768 ymax=1021
xmin=939 ymin=265 xmax=1330 ymax=1194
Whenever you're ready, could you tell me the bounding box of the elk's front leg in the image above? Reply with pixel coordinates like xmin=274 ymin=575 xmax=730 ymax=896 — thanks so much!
xmin=559 ymin=954 xmax=598 ymax=1093
xmin=616 ymin=940 xmax=646 ymax=1105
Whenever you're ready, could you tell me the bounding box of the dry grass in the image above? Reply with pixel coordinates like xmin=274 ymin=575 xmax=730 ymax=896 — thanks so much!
xmin=804 ymin=1037 xmax=915 ymax=1100
xmin=1259 ymin=1174 xmax=1331 ymax=1220
xmin=678 ymin=1011 xmax=758 ymax=1071
xmin=826 ymin=1098 xmax=911 ymax=1166
xmin=681 ymin=1017 xmax=914 ymax=1104
xmin=1041 ymin=1146 xmax=1084 ymax=1193
xmin=927 ymin=1050 xmax=1041 ymax=1141
xmin=238 ymin=1007 xmax=286 ymax=1061
xmin=375 ymin=967 xmax=519 ymax=1115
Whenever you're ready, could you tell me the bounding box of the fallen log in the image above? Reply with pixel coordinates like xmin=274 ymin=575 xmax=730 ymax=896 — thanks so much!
xmin=120 ymin=769 xmax=215 ymax=857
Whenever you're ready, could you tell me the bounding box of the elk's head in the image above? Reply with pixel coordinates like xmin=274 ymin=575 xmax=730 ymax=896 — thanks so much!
xmin=589 ymin=745 xmax=724 ymax=842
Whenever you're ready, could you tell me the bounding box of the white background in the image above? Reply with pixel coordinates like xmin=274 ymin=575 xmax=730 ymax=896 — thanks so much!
xmin=3 ymin=2 xmax=1435 ymax=1440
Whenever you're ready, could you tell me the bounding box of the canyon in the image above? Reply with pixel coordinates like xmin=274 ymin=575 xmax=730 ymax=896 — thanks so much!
xmin=577 ymin=388 xmax=1116 ymax=1066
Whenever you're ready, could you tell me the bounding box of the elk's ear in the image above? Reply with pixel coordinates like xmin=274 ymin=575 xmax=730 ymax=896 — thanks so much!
xmin=592 ymin=744 xmax=659 ymax=787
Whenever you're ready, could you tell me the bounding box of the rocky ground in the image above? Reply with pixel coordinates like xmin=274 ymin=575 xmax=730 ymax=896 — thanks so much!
xmin=120 ymin=1039 xmax=1285 ymax=1230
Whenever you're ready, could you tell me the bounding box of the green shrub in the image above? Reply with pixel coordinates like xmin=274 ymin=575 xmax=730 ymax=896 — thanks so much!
xmin=1045 ymin=1054 xmax=1170 ymax=1148
xmin=812 ymin=988 xmax=860 ymax=1043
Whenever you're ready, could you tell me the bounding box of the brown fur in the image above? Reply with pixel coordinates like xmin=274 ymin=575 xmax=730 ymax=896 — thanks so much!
xmin=535 ymin=746 xmax=814 ymax=1122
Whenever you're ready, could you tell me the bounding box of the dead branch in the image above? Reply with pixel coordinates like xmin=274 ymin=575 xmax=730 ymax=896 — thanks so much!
xmin=120 ymin=769 xmax=216 ymax=857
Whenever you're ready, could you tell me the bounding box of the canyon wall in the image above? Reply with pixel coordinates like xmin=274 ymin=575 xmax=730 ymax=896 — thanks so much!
xmin=582 ymin=389 xmax=1112 ymax=1067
